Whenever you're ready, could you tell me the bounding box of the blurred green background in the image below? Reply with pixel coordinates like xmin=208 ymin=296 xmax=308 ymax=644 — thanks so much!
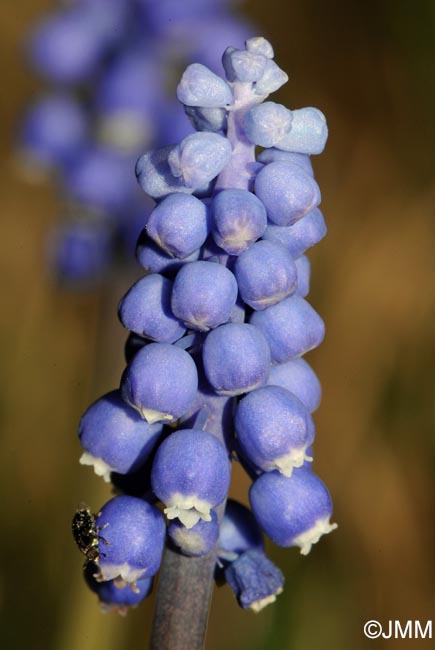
xmin=1 ymin=1 xmax=435 ymax=649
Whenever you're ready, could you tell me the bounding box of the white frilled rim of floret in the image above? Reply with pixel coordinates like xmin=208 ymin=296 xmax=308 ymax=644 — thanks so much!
xmin=164 ymin=493 xmax=213 ymax=529
xmin=95 ymin=561 xmax=147 ymax=585
xmin=249 ymin=587 xmax=284 ymax=613
xmin=264 ymin=445 xmax=313 ymax=477
xmin=292 ymin=516 xmax=338 ymax=556
xmin=215 ymin=378 xmax=264 ymax=397
xmin=136 ymin=405 xmax=175 ymax=424
xmin=79 ymin=452 xmax=114 ymax=483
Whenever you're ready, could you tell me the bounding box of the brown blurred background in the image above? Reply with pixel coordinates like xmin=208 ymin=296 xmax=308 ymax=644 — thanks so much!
xmin=1 ymin=1 xmax=435 ymax=649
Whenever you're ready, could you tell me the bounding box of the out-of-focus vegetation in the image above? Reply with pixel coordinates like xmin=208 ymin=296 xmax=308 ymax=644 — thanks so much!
xmin=1 ymin=1 xmax=434 ymax=649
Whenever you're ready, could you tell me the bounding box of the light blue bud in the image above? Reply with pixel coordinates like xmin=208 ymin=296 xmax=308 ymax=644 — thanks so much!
xmin=230 ymin=50 xmax=268 ymax=83
xmin=135 ymin=145 xmax=194 ymax=199
xmin=222 ymin=46 xmax=238 ymax=82
xmin=177 ymin=63 xmax=233 ymax=107
xmin=168 ymin=132 xmax=232 ymax=188
xmin=245 ymin=37 xmax=274 ymax=59
xmin=245 ymin=102 xmax=293 ymax=148
xmin=254 ymin=59 xmax=288 ymax=95
xmin=277 ymin=107 xmax=328 ymax=155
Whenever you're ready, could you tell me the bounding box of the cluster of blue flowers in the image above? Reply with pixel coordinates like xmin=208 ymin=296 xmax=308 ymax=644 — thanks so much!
xmin=73 ymin=36 xmax=337 ymax=615
xmin=19 ymin=0 xmax=251 ymax=285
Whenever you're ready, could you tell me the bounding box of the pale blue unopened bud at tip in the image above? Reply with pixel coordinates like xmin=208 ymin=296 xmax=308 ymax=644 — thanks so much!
xmin=245 ymin=102 xmax=293 ymax=148
xmin=177 ymin=63 xmax=233 ymax=108
xmin=254 ymin=59 xmax=288 ymax=96
xmin=222 ymin=47 xmax=238 ymax=82
xmin=168 ymin=132 xmax=232 ymax=188
xmin=276 ymin=107 xmax=328 ymax=155
xmin=135 ymin=146 xmax=194 ymax=199
xmin=245 ymin=37 xmax=274 ymax=59
xmin=229 ymin=50 xmax=268 ymax=83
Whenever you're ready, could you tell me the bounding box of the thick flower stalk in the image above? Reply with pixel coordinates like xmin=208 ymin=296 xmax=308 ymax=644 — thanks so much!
xmin=72 ymin=36 xmax=337 ymax=648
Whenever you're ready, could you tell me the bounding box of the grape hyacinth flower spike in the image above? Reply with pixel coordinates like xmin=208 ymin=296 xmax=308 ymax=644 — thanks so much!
xmin=72 ymin=36 xmax=336 ymax=645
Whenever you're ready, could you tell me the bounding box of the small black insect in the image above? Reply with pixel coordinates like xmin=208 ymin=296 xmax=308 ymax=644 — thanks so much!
xmin=72 ymin=507 xmax=109 ymax=562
